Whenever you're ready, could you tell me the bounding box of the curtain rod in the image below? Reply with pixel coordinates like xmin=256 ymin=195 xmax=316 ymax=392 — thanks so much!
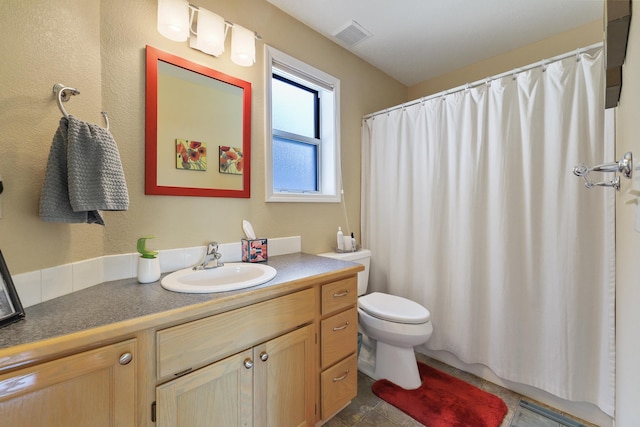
xmin=363 ymin=42 xmax=603 ymax=120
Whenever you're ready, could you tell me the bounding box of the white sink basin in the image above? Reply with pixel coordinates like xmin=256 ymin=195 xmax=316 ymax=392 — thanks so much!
xmin=161 ymin=263 xmax=277 ymax=293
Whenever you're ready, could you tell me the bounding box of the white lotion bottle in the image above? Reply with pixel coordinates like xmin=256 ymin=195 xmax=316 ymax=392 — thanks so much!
xmin=337 ymin=227 xmax=344 ymax=251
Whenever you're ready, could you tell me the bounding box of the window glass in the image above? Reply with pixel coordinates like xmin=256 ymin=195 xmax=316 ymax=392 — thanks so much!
xmin=272 ymin=76 xmax=317 ymax=138
xmin=273 ymin=136 xmax=318 ymax=192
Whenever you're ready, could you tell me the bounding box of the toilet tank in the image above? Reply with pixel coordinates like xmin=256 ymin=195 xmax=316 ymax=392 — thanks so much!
xmin=317 ymin=249 xmax=371 ymax=296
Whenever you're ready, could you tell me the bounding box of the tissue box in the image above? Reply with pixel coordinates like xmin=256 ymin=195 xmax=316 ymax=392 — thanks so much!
xmin=242 ymin=238 xmax=268 ymax=263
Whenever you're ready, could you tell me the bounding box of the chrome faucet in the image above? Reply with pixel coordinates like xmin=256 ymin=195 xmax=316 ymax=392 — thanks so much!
xmin=193 ymin=242 xmax=224 ymax=270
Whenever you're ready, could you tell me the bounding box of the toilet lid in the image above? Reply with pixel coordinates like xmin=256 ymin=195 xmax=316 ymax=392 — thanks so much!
xmin=359 ymin=292 xmax=430 ymax=324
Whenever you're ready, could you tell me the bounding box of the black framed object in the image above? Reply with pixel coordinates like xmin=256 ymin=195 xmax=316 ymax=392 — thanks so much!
xmin=0 ymin=250 xmax=24 ymax=327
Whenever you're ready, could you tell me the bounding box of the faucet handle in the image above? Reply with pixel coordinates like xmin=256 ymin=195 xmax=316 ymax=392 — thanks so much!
xmin=207 ymin=242 xmax=219 ymax=255
xmin=208 ymin=242 xmax=223 ymax=267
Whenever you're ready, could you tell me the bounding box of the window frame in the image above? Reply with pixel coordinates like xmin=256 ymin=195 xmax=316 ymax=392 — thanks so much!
xmin=265 ymin=45 xmax=341 ymax=203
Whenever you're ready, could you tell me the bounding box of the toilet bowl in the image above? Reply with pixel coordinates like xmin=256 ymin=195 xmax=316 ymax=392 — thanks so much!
xmin=358 ymin=292 xmax=432 ymax=389
xmin=318 ymin=249 xmax=433 ymax=390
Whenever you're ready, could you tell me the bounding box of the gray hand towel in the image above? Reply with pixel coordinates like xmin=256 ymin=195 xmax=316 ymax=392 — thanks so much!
xmin=39 ymin=116 xmax=129 ymax=225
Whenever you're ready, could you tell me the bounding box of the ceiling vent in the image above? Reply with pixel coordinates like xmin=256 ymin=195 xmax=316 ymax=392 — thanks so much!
xmin=332 ymin=20 xmax=372 ymax=47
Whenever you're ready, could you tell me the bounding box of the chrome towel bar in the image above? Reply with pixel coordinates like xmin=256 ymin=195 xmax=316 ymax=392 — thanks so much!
xmin=573 ymin=152 xmax=633 ymax=190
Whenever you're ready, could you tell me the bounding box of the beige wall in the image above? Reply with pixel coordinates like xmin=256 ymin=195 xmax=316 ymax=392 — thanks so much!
xmin=0 ymin=0 xmax=407 ymax=274
xmin=614 ymin=0 xmax=640 ymax=424
xmin=408 ymin=20 xmax=603 ymax=100
xmin=0 ymin=0 xmax=106 ymax=274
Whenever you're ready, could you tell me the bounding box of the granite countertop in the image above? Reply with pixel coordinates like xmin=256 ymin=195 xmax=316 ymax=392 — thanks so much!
xmin=0 ymin=252 xmax=359 ymax=351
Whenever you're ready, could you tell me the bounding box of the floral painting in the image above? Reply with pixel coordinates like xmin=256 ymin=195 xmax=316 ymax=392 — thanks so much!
xmin=176 ymin=139 xmax=207 ymax=171
xmin=219 ymin=146 xmax=243 ymax=175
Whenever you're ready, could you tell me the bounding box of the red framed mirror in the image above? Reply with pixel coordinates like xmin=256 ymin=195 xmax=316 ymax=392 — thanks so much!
xmin=145 ymin=45 xmax=251 ymax=198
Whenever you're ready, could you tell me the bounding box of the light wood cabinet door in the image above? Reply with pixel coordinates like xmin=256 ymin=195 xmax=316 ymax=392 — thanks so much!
xmin=254 ymin=324 xmax=315 ymax=427
xmin=0 ymin=339 xmax=137 ymax=427
xmin=157 ymin=325 xmax=314 ymax=427
xmin=156 ymin=349 xmax=254 ymax=427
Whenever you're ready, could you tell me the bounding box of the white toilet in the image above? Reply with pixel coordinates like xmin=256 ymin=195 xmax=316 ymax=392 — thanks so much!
xmin=318 ymin=249 xmax=432 ymax=390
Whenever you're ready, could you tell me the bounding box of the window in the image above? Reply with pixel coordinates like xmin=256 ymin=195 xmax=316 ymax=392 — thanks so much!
xmin=265 ymin=46 xmax=341 ymax=202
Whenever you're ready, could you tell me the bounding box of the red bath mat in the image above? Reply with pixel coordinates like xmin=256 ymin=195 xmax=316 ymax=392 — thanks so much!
xmin=372 ymin=362 xmax=508 ymax=427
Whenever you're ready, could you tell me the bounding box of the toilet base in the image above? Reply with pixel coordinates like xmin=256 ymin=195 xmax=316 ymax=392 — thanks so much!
xmin=357 ymin=335 xmax=377 ymax=379
xmin=374 ymin=341 xmax=422 ymax=390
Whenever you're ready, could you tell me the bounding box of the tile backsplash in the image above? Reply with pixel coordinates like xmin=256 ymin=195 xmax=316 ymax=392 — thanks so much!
xmin=12 ymin=236 xmax=301 ymax=308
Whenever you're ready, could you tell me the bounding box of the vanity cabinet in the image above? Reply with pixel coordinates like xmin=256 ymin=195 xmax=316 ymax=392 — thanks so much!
xmin=155 ymin=288 xmax=316 ymax=427
xmin=0 ymin=339 xmax=137 ymax=426
xmin=319 ymin=277 xmax=358 ymax=420
xmin=0 ymin=254 xmax=364 ymax=427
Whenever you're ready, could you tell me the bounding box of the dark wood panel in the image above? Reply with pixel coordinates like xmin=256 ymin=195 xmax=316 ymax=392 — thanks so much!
xmin=606 ymin=0 xmax=631 ymax=108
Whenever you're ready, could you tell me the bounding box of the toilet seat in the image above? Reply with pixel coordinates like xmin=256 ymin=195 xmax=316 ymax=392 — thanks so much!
xmin=359 ymin=292 xmax=430 ymax=324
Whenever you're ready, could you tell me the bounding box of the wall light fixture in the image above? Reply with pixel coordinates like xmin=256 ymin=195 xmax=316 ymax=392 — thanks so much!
xmin=157 ymin=0 xmax=189 ymax=42
xmin=231 ymin=24 xmax=256 ymax=66
xmin=190 ymin=7 xmax=227 ymax=57
xmin=157 ymin=0 xmax=260 ymax=66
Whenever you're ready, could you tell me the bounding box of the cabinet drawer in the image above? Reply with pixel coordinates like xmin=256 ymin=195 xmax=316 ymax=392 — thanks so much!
xmin=157 ymin=288 xmax=315 ymax=381
xmin=321 ymin=307 xmax=357 ymax=369
xmin=321 ymin=353 xmax=357 ymax=419
xmin=321 ymin=277 xmax=357 ymax=315
xmin=0 ymin=339 xmax=136 ymax=425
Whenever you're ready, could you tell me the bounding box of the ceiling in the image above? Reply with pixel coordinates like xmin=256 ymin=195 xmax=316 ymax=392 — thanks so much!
xmin=266 ymin=0 xmax=604 ymax=86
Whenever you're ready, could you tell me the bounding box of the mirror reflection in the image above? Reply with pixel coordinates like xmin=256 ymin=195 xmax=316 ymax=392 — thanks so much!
xmin=145 ymin=45 xmax=251 ymax=198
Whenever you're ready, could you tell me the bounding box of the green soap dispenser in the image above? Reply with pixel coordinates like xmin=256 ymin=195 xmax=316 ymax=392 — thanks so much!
xmin=137 ymin=236 xmax=160 ymax=283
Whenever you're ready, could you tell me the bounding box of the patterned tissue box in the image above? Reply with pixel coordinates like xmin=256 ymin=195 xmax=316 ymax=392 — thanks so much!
xmin=242 ymin=238 xmax=268 ymax=263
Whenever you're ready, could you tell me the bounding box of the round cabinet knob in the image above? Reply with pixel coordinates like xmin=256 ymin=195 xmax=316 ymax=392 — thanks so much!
xmin=119 ymin=352 xmax=133 ymax=365
xmin=243 ymin=358 xmax=254 ymax=369
xmin=259 ymin=351 xmax=269 ymax=362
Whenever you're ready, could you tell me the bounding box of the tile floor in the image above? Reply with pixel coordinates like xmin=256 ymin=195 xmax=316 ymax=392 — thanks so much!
xmin=323 ymin=353 xmax=597 ymax=427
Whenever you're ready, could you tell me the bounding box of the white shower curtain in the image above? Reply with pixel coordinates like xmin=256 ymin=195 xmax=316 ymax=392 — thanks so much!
xmin=361 ymin=47 xmax=615 ymax=416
